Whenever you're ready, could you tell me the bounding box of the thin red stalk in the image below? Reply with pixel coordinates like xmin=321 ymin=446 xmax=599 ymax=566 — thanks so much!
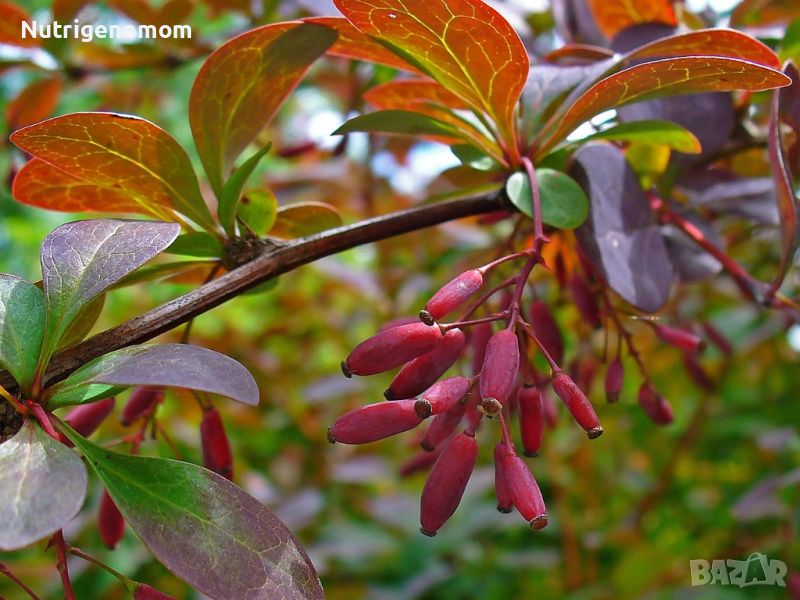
xmin=66 ymin=546 xmax=134 ymax=589
xmin=508 ymin=256 xmax=539 ymax=329
xmin=50 ymin=531 xmax=75 ymax=600
xmin=28 ymin=403 xmax=58 ymax=439
xmin=497 ymin=411 xmax=514 ymax=450
xmin=519 ymin=321 xmax=559 ymax=370
xmin=601 ymin=289 xmax=650 ymax=386
xmin=478 ymin=251 xmax=529 ymax=274
xmin=0 ymin=563 xmax=41 ymax=600
xmin=520 ymin=157 xmax=546 ymax=254
xmin=440 ymin=312 xmax=508 ymax=332
xmin=459 ymin=277 xmax=516 ymax=321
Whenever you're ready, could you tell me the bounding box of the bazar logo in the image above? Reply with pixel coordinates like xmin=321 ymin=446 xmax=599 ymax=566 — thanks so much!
xmin=690 ymin=553 xmax=787 ymax=587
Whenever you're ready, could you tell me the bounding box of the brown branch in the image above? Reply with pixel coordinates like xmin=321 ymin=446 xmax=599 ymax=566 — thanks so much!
xmin=1 ymin=189 xmax=508 ymax=393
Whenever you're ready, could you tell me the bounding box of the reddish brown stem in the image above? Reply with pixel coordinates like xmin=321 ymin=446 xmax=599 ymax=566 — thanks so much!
xmin=0 ymin=563 xmax=41 ymax=600
xmin=50 ymin=531 xmax=75 ymax=600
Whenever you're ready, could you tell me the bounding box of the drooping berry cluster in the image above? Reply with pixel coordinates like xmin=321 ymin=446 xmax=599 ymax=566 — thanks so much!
xmin=329 ymin=228 xmax=719 ymax=536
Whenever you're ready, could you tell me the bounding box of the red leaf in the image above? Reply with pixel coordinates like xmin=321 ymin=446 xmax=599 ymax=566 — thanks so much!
xmin=0 ymin=2 xmax=38 ymax=47
xmin=10 ymin=113 xmax=215 ymax=230
xmin=587 ymin=0 xmax=676 ymax=39
xmin=6 ymin=77 xmax=62 ymax=132
xmin=334 ymin=0 xmax=529 ymax=160
xmin=538 ymin=57 xmax=791 ymax=156
xmin=12 ymin=159 xmax=154 ymax=216
xmin=304 ymin=17 xmax=419 ymax=72
xmin=189 ymin=22 xmax=336 ymax=195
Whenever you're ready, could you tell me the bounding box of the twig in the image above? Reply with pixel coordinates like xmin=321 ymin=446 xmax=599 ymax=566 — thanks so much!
xmin=0 ymin=563 xmax=41 ymax=600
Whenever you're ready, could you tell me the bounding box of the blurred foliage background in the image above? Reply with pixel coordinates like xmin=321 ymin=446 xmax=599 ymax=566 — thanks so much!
xmin=1 ymin=0 xmax=799 ymax=598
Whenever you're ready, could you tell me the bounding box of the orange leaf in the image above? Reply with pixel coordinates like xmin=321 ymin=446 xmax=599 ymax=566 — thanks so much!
xmin=10 ymin=113 xmax=215 ymax=230
xmin=537 ymin=57 xmax=791 ymax=157
xmin=6 ymin=77 xmax=62 ymax=131
xmin=12 ymin=159 xmax=154 ymax=215
xmin=189 ymin=22 xmax=336 ymax=196
xmin=587 ymin=0 xmax=676 ymax=39
xmin=304 ymin=17 xmax=419 ymax=72
xmin=334 ymin=0 xmax=529 ymax=161
xmin=0 ymin=2 xmax=38 ymax=47
xmin=731 ymin=0 xmax=800 ymax=27
xmin=270 ymin=202 xmax=342 ymax=238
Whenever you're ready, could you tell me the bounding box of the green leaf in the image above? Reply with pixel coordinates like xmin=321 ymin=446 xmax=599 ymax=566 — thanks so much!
xmin=505 ymin=169 xmax=589 ymax=229
xmin=46 ymin=343 xmax=259 ymax=409
xmin=166 ymin=232 xmax=224 ymax=258
xmin=62 ymin=428 xmax=323 ymax=600
xmin=219 ymin=142 xmax=272 ymax=237
xmin=450 ymin=144 xmax=500 ymax=171
xmin=0 ymin=275 xmax=45 ymax=391
xmin=333 ymin=110 xmax=463 ymax=138
xmin=57 ymin=293 xmax=105 ymax=351
xmin=0 ymin=422 xmax=87 ymax=550
xmin=38 ymin=219 xmax=180 ymax=366
xmin=570 ymin=120 xmax=702 ymax=153
xmin=238 ymin=189 xmax=278 ymax=236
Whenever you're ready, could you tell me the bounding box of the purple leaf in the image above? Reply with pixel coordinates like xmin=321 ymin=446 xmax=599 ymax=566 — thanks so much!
xmin=0 ymin=422 xmax=87 ymax=550
xmin=63 ymin=429 xmax=322 ymax=600
xmin=39 ymin=219 xmax=180 ymax=363
xmin=47 ymin=343 xmax=259 ymax=408
xmin=572 ymin=142 xmax=674 ymax=312
xmin=677 ymin=170 xmax=779 ymax=224
xmin=661 ymin=209 xmax=723 ymax=282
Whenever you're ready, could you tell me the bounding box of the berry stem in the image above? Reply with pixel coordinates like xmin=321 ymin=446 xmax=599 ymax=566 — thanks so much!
xmin=497 ymin=411 xmax=515 ymax=452
xmin=520 ymin=157 xmax=547 ymax=255
xmin=518 ymin=320 xmax=559 ymax=371
xmin=458 ymin=277 xmax=516 ymax=322
xmin=508 ymin=256 xmax=539 ymax=330
xmin=440 ymin=312 xmax=508 ymax=332
xmin=478 ymin=252 xmax=529 ymax=275
xmin=0 ymin=562 xmax=41 ymax=600
xmin=65 ymin=545 xmax=137 ymax=591
xmin=50 ymin=531 xmax=76 ymax=600
xmin=601 ymin=289 xmax=651 ymax=386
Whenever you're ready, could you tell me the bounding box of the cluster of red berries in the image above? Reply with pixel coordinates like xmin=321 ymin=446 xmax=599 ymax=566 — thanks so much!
xmin=329 ymin=252 xmax=717 ymax=536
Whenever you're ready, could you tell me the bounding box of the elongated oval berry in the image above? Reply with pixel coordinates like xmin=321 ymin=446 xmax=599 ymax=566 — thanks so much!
xmin=654 ymin=324 xmax=706 ymax=353
xmin=134 ymin=584 xmax=176 ymax=600
xmin=541 ymin=387 xmax=558 ymax=428
xmin=551 ymin=371 xmax=602 ymax=438
xmin=529 ymin=300 xmax=564 ymax=364
xmin=65 ymin=397 xmax=115 ymax=438
xmin=500 ymin=452 xmax=548 ymax=529
xmin=386 ymin=329 xmax=466 ymax=399
xmin=421 ymin=269 xmax=483 ymax=323
xmin=343 ymin=322 xmax=442 ymax=377
xmin=200 ymin=407 xmax=233 ymax=480
xmin=493 ymin=442 xmax=513 ymax=513
xmin=604 ymin=358 xmax=623 ymax=404
xmin=420 ymin=432 xmax=478 ymax=536
xmin=98 ymin=490 xmax=125 ymax=549
xmin=329 ymin=400 xmax=426 ymax=444
xmin=418 ymin=376 xmax=470 ymax=416
xmin=637 ymin=384 xmax=674 ymax=425
xmin=420 ymin=402 xmax=466 ymax=451
xmin=479 ymin=329 xmax=520 ymax=406
xmin=518 ymin=386 xmax=543 ymax=457
xmin=568 ymin=273 xmax=600 ymax=329
xmin=120 ymin=387 xmax=164 ymax=426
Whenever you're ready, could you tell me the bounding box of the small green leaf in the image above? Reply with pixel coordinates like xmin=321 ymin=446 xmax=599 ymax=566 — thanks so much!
xmin=218 ymin=142 xmax=272 ymax=237
xmin=505 ymin=169 xmax=589 ymax=229
xmin=333 ymin=110 xmax=462 ymax=138
xmin=450 ymin=144 xmax=500 ymax=171
xmin=62 ymin=427 xmax=323 ymax=600
xmin=166 ymin=232 xmax=224 ymax=258
xmin=572 ymin=120 xmax=702 ymax=153
xmin=0 ymin=422 xmax=87 ymax=550
xmin=57 ymin=294 xmax=105 ymax=351
xmin=0 ymin=275 xmax=45 ymax=391
xmin=238 ymin=189 xmax=278 ymax=236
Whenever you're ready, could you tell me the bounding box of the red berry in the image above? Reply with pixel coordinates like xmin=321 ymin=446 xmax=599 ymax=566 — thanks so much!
xmin=200 ymin=407 xmax=233 ymax=480
xmin=469 ymin=322 xmax=494 ymax=376
xmin=604 ymin=358 xmax=623 ymax=404
xmin=493 ymin=442 xmax=513 ymax=513
xmin=417 ymin=376 xmax=470 ymax=416
xmin=500 ymin=452 xmax=548 ymax=529
xmin=420 ymin=432 xmax=478 ymax=536
xmin=518 ymin=386 xmax=543 ymax=457
xmin=65 ymin=397 xmax=115 ymax=438
xmin=385 ymin=329 xmax=466 ymax=399
xmin=541 ymin=387 xmax=559 ymax=428
xmin=420 ymin=402 xmax=466 ymax=451
xmin=343 ymin=322 xmax=442 ymax=377
xmin=479 ymin=329 xmax=519 ymax=406
xmin=551 ymin=371 xmax=602 ymax=438
xmin=134 ymin=584 xmax=176 ymax=600
xmin=98 ymin=490 xmax=125 ymax=549
xmin=568 ymin=273 xmax=600 ymax=329
xmin=422 ymin=269 xmax=484 ymax=323
xmin=637 ymin=384 xmax=674 ymax=425
xmin=120 ymin=387 xmax=164 ymax=426
xmin=654 ymin=324 xmax=706 ymax=353
xmin=529 ymin=300 xmax=564 ymax=364
xmin=329 ymin=400 xmax=426 ymax=444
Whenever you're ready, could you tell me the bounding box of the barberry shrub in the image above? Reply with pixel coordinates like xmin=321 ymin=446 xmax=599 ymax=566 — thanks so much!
xmin=0 ymin=0 xmax=798 ymax=597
